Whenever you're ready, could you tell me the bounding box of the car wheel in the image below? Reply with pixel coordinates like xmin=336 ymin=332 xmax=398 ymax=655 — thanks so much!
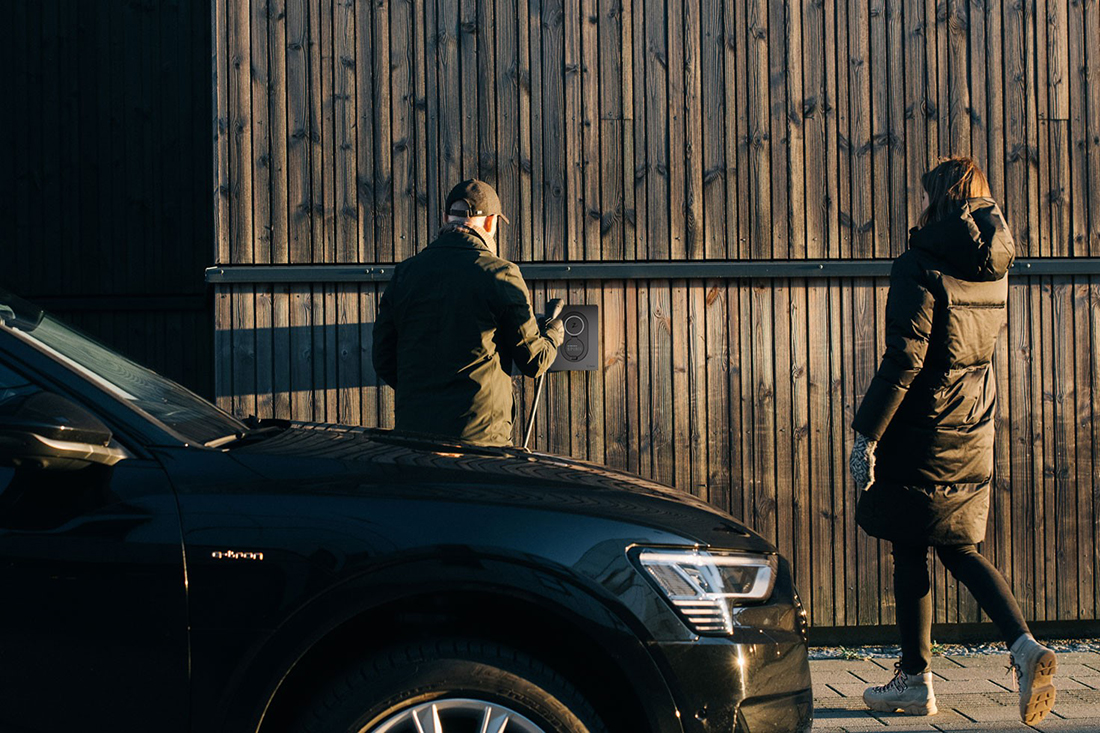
xmin=290 ymin=638 xmax=609 ymax=733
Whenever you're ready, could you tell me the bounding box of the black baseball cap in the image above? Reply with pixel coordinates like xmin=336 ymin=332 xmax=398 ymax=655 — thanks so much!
xmin=445 ymin=179 xmax=509 ymax=224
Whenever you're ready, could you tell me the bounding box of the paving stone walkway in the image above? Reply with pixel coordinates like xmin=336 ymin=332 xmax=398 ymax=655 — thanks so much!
xmin=811 ymin=652 xmax=1100 ymax=731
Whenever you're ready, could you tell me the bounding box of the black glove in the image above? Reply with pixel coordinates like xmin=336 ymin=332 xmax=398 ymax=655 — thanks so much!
xmin=545 ymin=298 xmax=564 ymax=320
xmin=539 ymin=298 xmax=565 ymax=345
xmin=534 ymin=299 xmax=563 ymax=327
xmin=543 ymin=317 xmax=565 ymax=345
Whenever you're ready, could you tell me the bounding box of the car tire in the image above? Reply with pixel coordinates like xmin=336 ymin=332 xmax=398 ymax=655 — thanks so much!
xmin=290 ymin=638 xmax=610 ymax=733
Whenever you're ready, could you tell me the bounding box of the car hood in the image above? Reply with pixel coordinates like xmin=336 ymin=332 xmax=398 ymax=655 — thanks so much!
xmin=225 ymin=422 xmax=775 ymax=553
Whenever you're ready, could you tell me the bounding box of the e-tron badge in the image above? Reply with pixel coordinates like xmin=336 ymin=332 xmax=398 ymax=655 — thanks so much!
xmin=550 ymin=305 xmax=598 ymax=371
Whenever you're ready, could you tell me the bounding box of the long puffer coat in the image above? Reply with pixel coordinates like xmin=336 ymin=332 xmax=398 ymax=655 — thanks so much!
xmin=853 ymin=196 xmax=1015 ymax=545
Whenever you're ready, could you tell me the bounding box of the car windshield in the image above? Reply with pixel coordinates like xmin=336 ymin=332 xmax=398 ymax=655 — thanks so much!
xmin=0 ymin=288 xmax=246 ymax=445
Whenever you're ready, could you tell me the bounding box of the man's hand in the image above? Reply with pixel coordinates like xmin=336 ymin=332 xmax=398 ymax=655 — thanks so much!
xmin=538 ymin=298 xmax=566 ymax=346
xmin=849 ymin=432 xmax=877 ymax=492
xmin=543 ymin=316 xmax=564 ymax=346
xmin=545 ymin=298 xmax=565 ymax=320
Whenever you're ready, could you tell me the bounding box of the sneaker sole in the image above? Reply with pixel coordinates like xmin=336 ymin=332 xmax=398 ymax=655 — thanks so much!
xmin=1021 ymin=684 xmax=1055 ymax=725
xmin=1021 ymin=652 xmax=1057 ymax=725
xmin=863 ymin=697 xmax=939 ymax=716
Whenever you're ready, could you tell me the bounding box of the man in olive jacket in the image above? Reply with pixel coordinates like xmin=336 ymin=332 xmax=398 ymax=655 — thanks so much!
xmin=372 ymin=180 xmax=564 ymax=446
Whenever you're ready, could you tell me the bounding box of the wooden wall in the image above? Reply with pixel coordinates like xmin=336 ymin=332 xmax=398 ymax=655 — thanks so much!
xmin=213 ymin=0 xmax=1100 ymax=630
xmin=3 ymin=0 xmax=214 ymax=397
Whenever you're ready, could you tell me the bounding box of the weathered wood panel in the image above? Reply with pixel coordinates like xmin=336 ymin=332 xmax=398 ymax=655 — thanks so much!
xmin=215 ymin=0 xmax=1100 ymax=264
xmin=212 ymin=0 xmax=1100 ymax=631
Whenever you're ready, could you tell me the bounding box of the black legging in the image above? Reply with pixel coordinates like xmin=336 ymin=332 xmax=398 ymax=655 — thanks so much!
xmin=893 ymin=542 xmax=1030 ymax=674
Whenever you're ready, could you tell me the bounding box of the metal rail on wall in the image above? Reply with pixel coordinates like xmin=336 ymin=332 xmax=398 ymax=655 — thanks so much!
xmin=205 ymin=258 xmax=1100 ymax=285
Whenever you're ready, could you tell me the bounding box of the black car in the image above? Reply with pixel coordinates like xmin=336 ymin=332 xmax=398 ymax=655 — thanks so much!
xmin=0 ymin=289 xmax=812 ymax=733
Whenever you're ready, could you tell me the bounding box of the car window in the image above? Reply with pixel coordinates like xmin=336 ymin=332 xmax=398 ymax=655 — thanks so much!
xmin=0 ymin=290 xmax=245 ymax=445
xmin=0 ymin=362 xmax=42 ymax=415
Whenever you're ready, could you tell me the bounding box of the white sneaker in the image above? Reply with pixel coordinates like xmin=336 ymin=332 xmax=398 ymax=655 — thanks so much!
xmin=863 ymin=662 xmax=938 ymax=715
xmin=1009 ymin=635 xmax=1057 ymax=725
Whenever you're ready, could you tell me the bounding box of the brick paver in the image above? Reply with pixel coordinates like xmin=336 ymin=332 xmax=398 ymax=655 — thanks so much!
xmin=811 ymin=653 xmax=1100 ymax=732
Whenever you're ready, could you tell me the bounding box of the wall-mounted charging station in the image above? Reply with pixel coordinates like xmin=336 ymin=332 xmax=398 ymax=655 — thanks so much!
xmin=522 ymin=303 xmax=598 ymax=449
xmin=550 ymin=304 xmax=598 ymax=372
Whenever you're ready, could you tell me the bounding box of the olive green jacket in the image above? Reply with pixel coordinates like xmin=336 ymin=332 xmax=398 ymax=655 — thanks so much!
xmin=372 ymin=225 xmax=563 ymax=446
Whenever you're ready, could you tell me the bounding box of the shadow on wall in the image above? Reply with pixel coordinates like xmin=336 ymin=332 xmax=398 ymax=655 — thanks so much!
xmin=214 ymin=323 xmax=382 ymax=399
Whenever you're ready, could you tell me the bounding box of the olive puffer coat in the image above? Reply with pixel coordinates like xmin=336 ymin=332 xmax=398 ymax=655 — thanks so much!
xmin=853 ymin=197 xmax=1015 ymax=545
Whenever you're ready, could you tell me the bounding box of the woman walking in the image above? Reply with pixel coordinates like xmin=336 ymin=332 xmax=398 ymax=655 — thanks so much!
xmin=849 ymin=156 xmax=1057 ymax=724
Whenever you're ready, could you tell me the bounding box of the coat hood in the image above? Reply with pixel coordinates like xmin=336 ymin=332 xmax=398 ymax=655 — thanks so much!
xmin=908 ymin=197 xmax=1015 ymax=282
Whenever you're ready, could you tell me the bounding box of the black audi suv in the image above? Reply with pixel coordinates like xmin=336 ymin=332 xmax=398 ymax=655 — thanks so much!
xmin=0 ymin=288 xmax=811 ymax=733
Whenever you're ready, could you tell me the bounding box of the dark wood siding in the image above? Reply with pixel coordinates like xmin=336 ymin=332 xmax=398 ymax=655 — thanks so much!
xmin=4 ymin=0 xmax=214 ymax=398
xmin=212 ymin=0 xmax=1100 ymax=629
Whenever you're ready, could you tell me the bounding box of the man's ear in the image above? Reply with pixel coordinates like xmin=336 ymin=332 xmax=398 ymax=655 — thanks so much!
xmin=484 ymin=214 xmax=497 ymax=236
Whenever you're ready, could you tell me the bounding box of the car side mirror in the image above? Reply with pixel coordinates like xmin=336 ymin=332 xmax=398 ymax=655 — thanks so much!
xmin=0 ymin=392 xmax=128 ymax=471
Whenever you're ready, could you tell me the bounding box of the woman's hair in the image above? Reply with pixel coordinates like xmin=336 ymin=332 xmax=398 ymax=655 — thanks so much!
xmin=919 ymin=156 xmax=992 ymax=227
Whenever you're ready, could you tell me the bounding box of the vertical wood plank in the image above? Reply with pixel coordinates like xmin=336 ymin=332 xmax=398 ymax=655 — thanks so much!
xmin=527 ymin=0 xmax=546 ymax=260
xmin=392 ymin=0 xmax=417 ymax=262
xmin=496 ymin=0 xmax=522 ymax=261
xmin=750 ymin=280 xmax=777 ymax=543
xmin=884 ymin=0 xmax=906 ymax=258
xmin=802 ymin=0 xmax=827 ymax=260
xmin=255 ymin=285 xmax=274 ymax=418
xmin=765 ymin=0 xmax=787 ymax=259
xmin=666 ymin=0 xmax=689 ymax=260
xmin=373 ymin=0 xmax=394 ymax=262
xmin=586 ymin=283 xmax=606 ymax=463
xmin=215 ymin=0 xmax=231 ymax=264
xmin=251 ymin=0 xmax=271 ymax=264
xmin=651 ymin=281 xmax=674 ymax=485
xmin=705 ymin=280 xmax=731 ymax=513
xmin=644 ymin=0 xmax=670 ymax=259
xmin=700 ymin=0 xmax=725 ymax=259
xmin=788 ymin=280 xmax=811 ymax=601
xmin=726 ymin=282 xmax=747 ymax=521
xmin=287 ymin=0 xmax=313 ymax=261
xmin=808 ymin=280 xmax=834 ymax=625
xmin=672 ymin=281 xmax=691 ymax=493
xmin=579 ymin=0 xmax=601 ymax=260
xmin=847 ymin=0 xmax=872 ymax=257
xmin=307 ymin=0 xmax=328 ymax=263
xmin=334 ymin=0 xmax=358 ymax=262
xmin=746 ymin=0 xmax=770 ymax=259
xmin=459 ymin=0 xmax=479 ymax=179
xmin=269 ymin=0 xmax=290 ymax=263
xmin=228 ymin=0 xmax=253 ymax=264
xmin=1073 ymin=279 xmax=1096 ymax=618
xmin=625 ymin=0 xmax=644 ymax=261
xmin=604 ymin=281 xmax=629 ymax=470
xmin=543 ymin=0 xmax=566 ymax=259
xmin=625 ymin=281 xmax=642 ymax=475
xmin=273 ymin=284 xmax=292 ymax=419
xmin=413 ymin=0 xmax=431 ymax=250
xmin=598 ymin=0 xmax=624 ymax=260
xmin=477 ymin=0 xmax=498 ymax=196
xmin=437 ymin=0 xmax=461 ymax=221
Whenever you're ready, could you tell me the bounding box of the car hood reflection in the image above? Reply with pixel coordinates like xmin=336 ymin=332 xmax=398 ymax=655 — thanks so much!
xmin=226 ymin=423 xmax=774 ymax=553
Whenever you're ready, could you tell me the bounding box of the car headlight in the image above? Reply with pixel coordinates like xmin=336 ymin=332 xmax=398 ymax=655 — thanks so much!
xmin=635 ymin=548 xmax=779 ymax=634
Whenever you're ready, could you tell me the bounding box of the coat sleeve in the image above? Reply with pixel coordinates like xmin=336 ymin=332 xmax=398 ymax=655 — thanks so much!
xmin=852 ymin=255 xmax=935 ymax=440
xmin=490 ymin=262 xmax=564 ymax=379
xmin=372 ymin=270 xmax=399 ymax=388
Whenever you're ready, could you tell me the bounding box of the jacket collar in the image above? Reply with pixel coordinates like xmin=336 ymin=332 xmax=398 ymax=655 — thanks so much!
xmin=429 ymin=223 xmax=496 ymax=253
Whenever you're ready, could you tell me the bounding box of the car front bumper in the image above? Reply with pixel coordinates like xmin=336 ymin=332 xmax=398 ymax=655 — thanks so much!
xmin=649 ymin=630 xmax=813 ymax=733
